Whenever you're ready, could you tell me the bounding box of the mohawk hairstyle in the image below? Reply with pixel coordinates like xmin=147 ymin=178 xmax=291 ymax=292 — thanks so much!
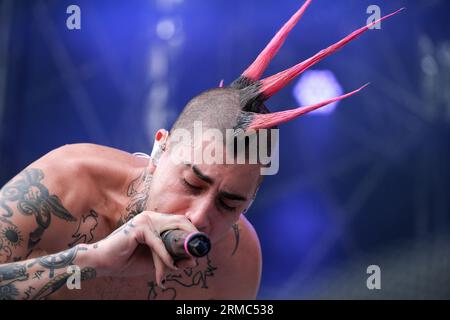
xmin=172 ymin=1 xmax=404 ymax=136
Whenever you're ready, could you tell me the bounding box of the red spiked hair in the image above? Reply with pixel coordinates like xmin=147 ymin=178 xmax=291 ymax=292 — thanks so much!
xmin=242 ymin=0 xmax=312 ymax=81
xmin=229 ymin=2 xmax=404 ymax=131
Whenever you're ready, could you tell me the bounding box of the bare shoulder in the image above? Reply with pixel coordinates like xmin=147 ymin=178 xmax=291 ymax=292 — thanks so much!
xmin=26 ymin=143 xmax=136 ymax=208
xmin=210 ymin=215 xmax=262 ymax=299
xmin=38 ymin=143 xmax=139 ymax=174
xmin=37 ymin=143 xmax=146 ymax=189
xmin=0 ymin=143 xmax=141 ymax=259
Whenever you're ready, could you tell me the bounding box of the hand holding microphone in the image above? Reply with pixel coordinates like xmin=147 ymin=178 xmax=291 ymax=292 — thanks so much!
xmin=91 ymin=210 xmax=211 ymax=289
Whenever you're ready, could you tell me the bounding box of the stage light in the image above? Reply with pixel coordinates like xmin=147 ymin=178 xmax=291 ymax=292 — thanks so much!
xmin=156 ymin=18 xmax=176 ymax=40
xmin=293 ymin=70 xmax=343 ymax=116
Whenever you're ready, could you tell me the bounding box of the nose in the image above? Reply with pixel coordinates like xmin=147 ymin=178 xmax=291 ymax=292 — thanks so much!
xmin=185 ymin=200 xmax=213 ymax=233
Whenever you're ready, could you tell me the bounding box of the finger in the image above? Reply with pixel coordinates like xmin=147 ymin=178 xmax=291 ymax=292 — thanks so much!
xmin=151 ymin=251 xmax=167 ymax=288
xmin=139 ymin=226 xmax=178 ymax=271
xmin=141 ymin=211 xmax=198 ymax=234
xmin=160 ymin=215 xmax=199 ymax=234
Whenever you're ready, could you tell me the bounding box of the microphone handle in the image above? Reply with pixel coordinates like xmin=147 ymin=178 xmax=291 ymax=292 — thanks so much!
xmin=161 ymin=229 xmax=211 ymax=261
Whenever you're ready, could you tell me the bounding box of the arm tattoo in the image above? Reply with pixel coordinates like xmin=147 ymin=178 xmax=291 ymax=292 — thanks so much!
xmin=68 ymin=210 xmax=99 ymax=247
xmin=33 ymin=270 xmax=44 ymax=279
xmin=147 ymin=254 xmax=217 ymax=300
xmin=23 ymin=286 xmax=36 ymax=300
xmin=0 ymin=168 xmax=77 ymax=250
xmin=231 ymin=223 xmax=240 ymax=256
xmin=27 ymin=245 xmax=87 ymax=278
xmin=0 ymin=283 xmax=20 ymax=300
xmin=32 ymin=267 xmax=96 ymax=300
xmin=0 ymin=263 xmax=29 ymax=300
xmin=0 ymin=220 xmax=24 ymax=261
xmin=0 ymin=263 xmax=28 ymax=282
xmin=1 ymin=246 xmax=96 ymax=300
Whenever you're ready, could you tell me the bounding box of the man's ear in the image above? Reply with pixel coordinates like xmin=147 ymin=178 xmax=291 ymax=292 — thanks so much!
xmin=150 ymin=129 xmax=169 ymax=164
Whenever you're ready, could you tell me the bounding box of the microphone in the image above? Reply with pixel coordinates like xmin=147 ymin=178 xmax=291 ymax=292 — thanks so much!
xmin=161 ymin=229 xmax=211 ymax=261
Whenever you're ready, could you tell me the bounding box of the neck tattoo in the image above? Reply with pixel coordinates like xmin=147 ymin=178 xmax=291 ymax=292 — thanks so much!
xmin=117 ymin=167 xmax=153 ymax=227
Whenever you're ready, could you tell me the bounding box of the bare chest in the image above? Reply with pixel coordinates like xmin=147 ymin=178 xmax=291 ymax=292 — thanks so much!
xmin=49 ymin=253 xmax=221 ymax=300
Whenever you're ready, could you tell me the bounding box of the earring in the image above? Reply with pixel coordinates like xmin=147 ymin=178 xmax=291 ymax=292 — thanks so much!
xmin=151 ymin=131 xmax=168 ymax=165
xmin=151 ymin=143 xmax=166 ymax=165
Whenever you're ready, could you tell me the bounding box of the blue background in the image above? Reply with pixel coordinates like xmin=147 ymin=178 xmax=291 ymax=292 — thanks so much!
xmin=1 ymin=0 xmax=450 ymax=298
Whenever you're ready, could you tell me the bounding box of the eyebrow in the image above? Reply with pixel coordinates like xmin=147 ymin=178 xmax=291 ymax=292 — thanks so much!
xmin=185 ymin=164 xmax=247 ymax=201
xmin=219 ymin=191 xmax=247 ymax=202
xmin=191 ymin=165 xmax=214 ymax=184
